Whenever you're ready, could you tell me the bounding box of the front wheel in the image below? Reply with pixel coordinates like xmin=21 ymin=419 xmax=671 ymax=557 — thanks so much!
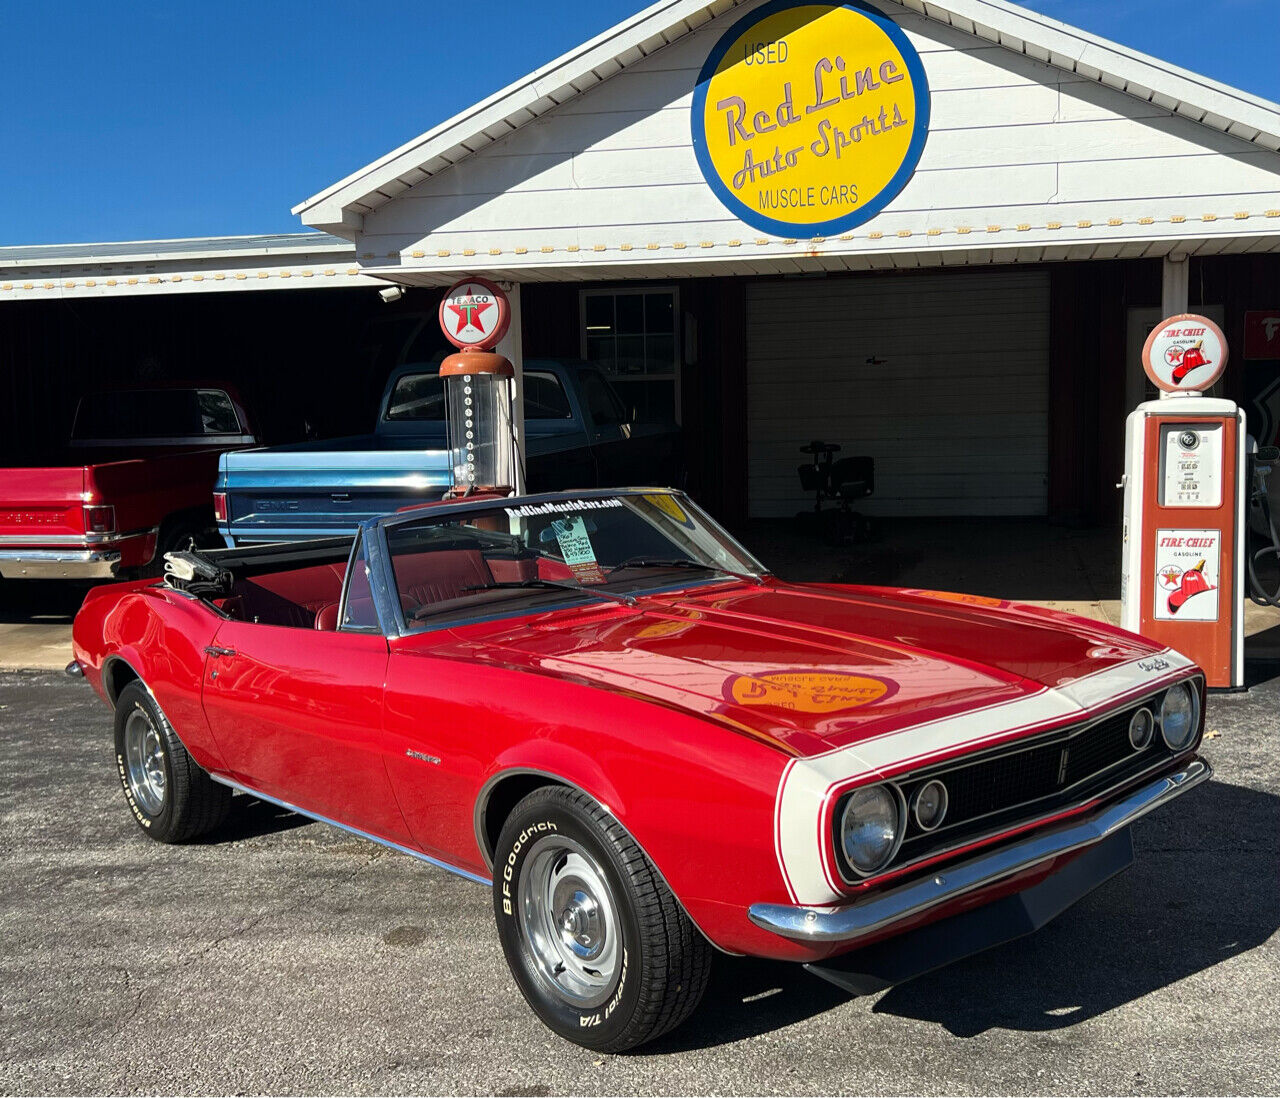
xmin=492 ymin=786 xmax=711 ymax=1051
xmin=113 ymin=681 xmax=231 ymax=842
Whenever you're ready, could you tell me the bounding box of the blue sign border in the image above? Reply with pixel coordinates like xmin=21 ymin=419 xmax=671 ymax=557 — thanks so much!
xmin=690 ymin=0 xmax=931 ymax=238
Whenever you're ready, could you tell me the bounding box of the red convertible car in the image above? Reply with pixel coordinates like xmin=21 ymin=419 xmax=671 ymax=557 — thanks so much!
xmin=70 ymin=488 xmax=1210 ymax=1051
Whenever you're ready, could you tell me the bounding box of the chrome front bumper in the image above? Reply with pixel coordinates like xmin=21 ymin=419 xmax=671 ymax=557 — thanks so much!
xmin=0 ymin=549 xmax=123 ymax=579
xmin=750 ymin=757 xmax=1211 ymax=944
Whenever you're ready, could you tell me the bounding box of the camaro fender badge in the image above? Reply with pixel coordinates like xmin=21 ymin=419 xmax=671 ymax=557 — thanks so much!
xmin=1138 ymin=656 xmax=1171 ymax=672
xmin=405 ymin=749 xmax=441 ymax=765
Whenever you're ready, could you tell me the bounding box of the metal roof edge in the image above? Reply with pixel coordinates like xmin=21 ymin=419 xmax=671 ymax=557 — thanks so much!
xmin=0 ymin=231 xmax=355 ymax=269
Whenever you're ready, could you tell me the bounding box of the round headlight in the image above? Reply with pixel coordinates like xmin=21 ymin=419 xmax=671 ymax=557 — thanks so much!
xmin=911 ymin=779 xmax=948 ymax=831
xmin=840 ymin=785 xmax=903 ymax=876
xmin=1159 ymin=683 xmax=1199 ymax=750
xmin=1128 ymin=707 xmax=1155 ymax=750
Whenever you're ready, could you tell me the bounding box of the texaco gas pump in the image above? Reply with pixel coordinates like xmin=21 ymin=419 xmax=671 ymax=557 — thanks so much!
xmin=1120 ymin=314 xmax=1247 ymax=689
xmin=436 ymin=277 xmax=521 ymax=499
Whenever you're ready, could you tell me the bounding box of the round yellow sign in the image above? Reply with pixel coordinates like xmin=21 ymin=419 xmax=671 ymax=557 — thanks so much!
xmin=692 ymin=1 xmax=929 ymax=236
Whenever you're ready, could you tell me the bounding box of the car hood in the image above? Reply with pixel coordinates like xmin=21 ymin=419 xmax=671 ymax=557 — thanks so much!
xmin=452 ymin=581 xmax=1165 ymax=758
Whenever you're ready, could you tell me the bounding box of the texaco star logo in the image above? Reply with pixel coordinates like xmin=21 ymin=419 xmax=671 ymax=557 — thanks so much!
xmin=447 ymin=295 xmax=492 ymax=338
xmin=438 ymin=277 xmax=510 ymax=350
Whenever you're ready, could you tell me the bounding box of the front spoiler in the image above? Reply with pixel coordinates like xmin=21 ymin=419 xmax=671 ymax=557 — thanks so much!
xmin=805 ymin=826 xmax=1134 ymax=995
xmin=749 ymin=757 xmax=1210 ymax=945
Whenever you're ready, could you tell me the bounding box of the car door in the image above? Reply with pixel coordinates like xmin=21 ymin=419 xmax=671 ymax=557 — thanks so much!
xmin=200 ymin=536 xmax=412 ymax=846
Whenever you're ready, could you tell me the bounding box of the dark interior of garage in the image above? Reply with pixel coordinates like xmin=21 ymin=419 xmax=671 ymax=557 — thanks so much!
xmin=2 ymin=254 xmax=1276 ymax=531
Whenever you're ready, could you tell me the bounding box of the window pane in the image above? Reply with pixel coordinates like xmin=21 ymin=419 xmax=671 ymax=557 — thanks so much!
xmin=645 ymin=293 xmax=675 ymax=334
xmin=586 ymin=336 xmax=616 ymax=372
xmin=522 ymin=371 xmax=573 ymax=419
xmin=614 ymin=335 xmax=646 ymax=375
xmin=645 ymin=334 xmax=676 ymax=373
xmin=342 ymin=536 xmax=380 ymax=631
xmin=197 ymin=390 xmax=242 ymax=434
xmin=615 ymin=293 xmax=645 ymax=334
xmin=385 ymin=372 xmax=445 ymax=421
xmin=584 ymin=294 xmax=613 ymax=334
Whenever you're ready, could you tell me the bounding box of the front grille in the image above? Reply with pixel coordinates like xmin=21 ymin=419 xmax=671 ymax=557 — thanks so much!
xmin=940 ymin=707 xmax=1140 ymax=823
xmin=832 ymin=684 xmax=1197 ymax=883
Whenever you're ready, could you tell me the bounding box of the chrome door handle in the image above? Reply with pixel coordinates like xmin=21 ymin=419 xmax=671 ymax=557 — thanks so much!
xmin=204 ymin=646 xmax=237 ymax=658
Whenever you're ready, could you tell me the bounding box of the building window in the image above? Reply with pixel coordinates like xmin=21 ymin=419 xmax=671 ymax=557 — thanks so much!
xmin=581 ymin=287 xmax=679 ymax=423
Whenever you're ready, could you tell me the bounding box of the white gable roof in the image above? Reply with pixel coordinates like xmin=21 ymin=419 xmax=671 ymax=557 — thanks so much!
xmin=295 ymin=0 xmax=1280 ymax=238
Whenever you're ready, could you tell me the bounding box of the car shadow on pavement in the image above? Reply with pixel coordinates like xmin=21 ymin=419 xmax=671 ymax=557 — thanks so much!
xmin=650 ymin=778 xmax=1279 ymax=1051
xmin=871 ymin=776 xmax=1279 ymax=1037
xmin=192 ymin=793 xmax=315 ymax=844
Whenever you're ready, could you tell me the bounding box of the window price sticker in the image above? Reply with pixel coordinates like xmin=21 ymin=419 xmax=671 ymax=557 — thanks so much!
xmin=551 ymin=516 xmax=607 ymax=585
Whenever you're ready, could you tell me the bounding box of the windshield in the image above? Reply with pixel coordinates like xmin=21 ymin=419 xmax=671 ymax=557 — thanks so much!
xmin=383 ymin=491 xmax=766 ymax=631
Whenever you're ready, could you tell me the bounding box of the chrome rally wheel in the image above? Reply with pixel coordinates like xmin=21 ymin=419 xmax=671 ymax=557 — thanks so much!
xmin=518 ymin=836 xmax=621 ymax=1008
xmin=122 ymin=706 xmax=167 ymax=816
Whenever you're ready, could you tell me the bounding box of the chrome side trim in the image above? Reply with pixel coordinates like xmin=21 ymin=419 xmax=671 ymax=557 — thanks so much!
xmin=208 ymin=774 xmax=492 ymax=886
xmin=0 ymin=549 xmax=122 ymax=579
xmin=750 ymin=758 xmax=1211 ymax=944
xmin=0 ymin=526 xmax=157 ymax=547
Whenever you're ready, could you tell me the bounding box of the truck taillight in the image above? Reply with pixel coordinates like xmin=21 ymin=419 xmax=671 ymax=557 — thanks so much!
xmin=212 ymin=492 xmax=228 ymax=523
xmin=83 ymin=505 xmax=116 ymax=535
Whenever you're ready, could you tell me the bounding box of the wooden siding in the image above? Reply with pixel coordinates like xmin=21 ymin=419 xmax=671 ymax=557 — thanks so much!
xmin=356 ymin=0 xmax=1280 ymax=272
xmin=745 ymin=268 xmax=1050 ymax=517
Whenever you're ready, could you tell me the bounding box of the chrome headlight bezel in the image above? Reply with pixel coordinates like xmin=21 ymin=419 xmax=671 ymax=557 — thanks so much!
xmin=1159 ymin=682 xmax=1200 ymax=751
xmin=911 ymin=778 xmax=949 ymax=832
xmin=1128 ymin=707 xmax=1155 ymax=751
xmin=837 ymin=782 xmax=906 ymax=878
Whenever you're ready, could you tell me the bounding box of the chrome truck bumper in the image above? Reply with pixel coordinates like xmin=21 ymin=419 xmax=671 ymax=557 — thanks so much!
xmin=749 ymin=757 xmax=1211 ymax=945
xmin=0 ymin=549 xmax=122 ymax=580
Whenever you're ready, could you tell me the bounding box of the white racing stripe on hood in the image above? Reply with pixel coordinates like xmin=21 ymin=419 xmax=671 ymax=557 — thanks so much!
xmin=774 ymin=650 xmax=1197 ymax=906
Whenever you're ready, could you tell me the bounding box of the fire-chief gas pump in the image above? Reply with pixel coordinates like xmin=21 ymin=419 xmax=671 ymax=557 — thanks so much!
xmin=1120 ymin=314 xmax=1246 ymax=690
xmin=436 ymin=276 xmax=522 ymax=500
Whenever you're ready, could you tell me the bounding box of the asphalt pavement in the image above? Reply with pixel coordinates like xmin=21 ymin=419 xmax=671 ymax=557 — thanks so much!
xmin=1 ymin=668 xmax=1277 ymax=1096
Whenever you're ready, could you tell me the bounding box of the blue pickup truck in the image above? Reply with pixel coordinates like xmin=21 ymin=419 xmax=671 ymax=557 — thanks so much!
xmin=216 ymin=359 xmax=680 ymax=545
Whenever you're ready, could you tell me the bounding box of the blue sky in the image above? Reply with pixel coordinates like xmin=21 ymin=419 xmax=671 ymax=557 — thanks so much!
xmin=0 ymin=0 xmax=1276 ymax=247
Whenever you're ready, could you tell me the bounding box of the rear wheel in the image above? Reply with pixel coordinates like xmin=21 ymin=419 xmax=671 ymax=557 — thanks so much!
xmin=492 ymin=786 xmax=711 ymax=1051
xmin=113 ymin=681 xmax=231 ymax=842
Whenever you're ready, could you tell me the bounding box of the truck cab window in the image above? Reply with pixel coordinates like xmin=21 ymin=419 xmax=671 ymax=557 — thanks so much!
xmin=522 ymin=372 xmax=573 ymax=420
xmin=386 ymin=373 xmax=445 ymax=421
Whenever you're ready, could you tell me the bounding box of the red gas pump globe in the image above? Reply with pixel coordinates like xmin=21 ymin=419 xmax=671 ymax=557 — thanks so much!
xmin=1141 ymin=313 xmax=1228 ymax=393
xmin=438 ymin=277 xmax=511 ymax=351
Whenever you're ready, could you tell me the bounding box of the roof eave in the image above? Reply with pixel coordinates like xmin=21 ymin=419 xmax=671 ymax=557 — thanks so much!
xmin=295 ymin=0 xmax=1280 ymax=230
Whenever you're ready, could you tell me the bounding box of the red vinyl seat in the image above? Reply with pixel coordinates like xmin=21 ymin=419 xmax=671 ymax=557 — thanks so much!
xmin=231 ymin=562 xmax=348 ymax=629
xmin=392 ymin=549 xmax=493 ymax=608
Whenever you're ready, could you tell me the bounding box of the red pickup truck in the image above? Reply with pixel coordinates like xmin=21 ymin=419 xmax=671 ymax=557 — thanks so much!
xmin=0 ymin=386 xmax=256 ymax=580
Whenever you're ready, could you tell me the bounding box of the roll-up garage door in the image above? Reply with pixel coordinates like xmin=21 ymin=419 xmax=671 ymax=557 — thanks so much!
xmin=746 ymin=267 xmax=1050 ymax=517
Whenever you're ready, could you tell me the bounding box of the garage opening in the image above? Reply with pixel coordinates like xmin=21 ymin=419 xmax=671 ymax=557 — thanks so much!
xmin=746 ymin=268 xmax=1050 ymax=518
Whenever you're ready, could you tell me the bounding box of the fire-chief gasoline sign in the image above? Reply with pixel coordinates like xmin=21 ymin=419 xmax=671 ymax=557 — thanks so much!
xmin=691 ymin=0 xmax=930 ymax=237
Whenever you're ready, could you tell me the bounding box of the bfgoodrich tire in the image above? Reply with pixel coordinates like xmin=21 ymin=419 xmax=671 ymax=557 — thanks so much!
xmin=492 ymin=786 xmax=711 ymax=1051
xmin=113 ymin=681 xmax=231 ymax=843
